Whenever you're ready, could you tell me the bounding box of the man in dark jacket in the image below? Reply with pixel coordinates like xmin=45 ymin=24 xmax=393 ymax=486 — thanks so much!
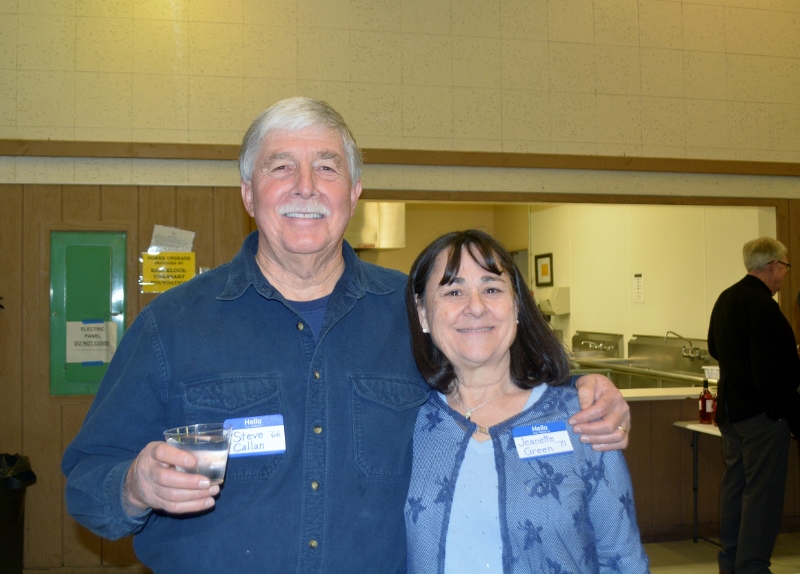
xmin=708 ymin=236 xmax=800 ymax=574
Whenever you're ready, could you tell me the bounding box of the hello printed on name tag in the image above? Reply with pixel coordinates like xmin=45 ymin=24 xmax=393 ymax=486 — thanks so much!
xmin=225 ymin=415 xmax=286 ymax=458
xmin=513 ymin=421 xmax=574 ymax=460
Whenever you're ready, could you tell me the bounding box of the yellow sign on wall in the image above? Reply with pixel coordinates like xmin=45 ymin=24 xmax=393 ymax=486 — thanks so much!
xmin=141 ymin=252 xmax=195 ymax=293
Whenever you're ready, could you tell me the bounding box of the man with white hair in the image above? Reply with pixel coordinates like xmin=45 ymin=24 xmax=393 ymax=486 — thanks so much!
xmin=63 ymin=97 xmax=630 ymax=573
xmin=708 ymin=237 xmax=800 ymax=574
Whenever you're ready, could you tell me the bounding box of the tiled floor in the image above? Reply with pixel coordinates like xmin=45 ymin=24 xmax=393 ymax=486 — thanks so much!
xmin=646 ymin=532 xmax=800 ymax=573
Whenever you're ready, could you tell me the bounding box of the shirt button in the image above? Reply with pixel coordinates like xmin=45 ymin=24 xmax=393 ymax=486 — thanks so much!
xmin=311 ymin=481 xmax=319 ymax=490
xmin=309 ymin=540 xmax=318 ymax=549
xmin=313 ymin=425 xmax=322 ymax=434
xmin=297 ymin=322 xmax=304 ymax=331
xmin=314 ymin=370 xmax=320 ymax=380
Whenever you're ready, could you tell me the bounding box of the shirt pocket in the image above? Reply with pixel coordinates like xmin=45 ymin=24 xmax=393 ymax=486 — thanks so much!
xmin=352 ymin=376 xmax=429 ymax=479
xmin=182 ymin=375 xmax=285 ymax=481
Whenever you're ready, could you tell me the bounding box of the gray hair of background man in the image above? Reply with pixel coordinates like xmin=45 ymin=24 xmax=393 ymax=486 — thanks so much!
xmin=238 ymin=96 xmax=363 ymax=186
xmin=743 ymin=237 xmax=787 ymax=272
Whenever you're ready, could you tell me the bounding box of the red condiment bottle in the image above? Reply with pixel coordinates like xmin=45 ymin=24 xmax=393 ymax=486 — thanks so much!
xmin=699 ymin=379 xmax=714 ymax=424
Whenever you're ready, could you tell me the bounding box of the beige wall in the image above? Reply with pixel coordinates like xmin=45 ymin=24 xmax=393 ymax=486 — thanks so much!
xmin=530 ymin=203 xmax=776 ymax=349
xmin=1 ymin=0 xmax=799 ymax=188
xmin=358 ymin=203 xmax=497 ymax=271
xmin=356 ymin=202 xmax=529 ymax=273
xmin=492 ymin=203 xmax=530 ymax=252
xmin=355 ymin=201 xmax=778 ymax=353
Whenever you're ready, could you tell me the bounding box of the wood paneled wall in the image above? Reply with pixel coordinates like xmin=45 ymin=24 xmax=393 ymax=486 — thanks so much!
xmin=0 ymin=184 xmax=251 ymax=570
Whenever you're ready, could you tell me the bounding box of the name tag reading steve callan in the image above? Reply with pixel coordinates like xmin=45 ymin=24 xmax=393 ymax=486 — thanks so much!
xmin=225 ymin=415 xmax=286 ymax=457
xmin=513 ymin=421 xmax=574 ymax=459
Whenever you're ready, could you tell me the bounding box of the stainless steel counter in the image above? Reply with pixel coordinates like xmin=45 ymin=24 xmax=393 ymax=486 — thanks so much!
xmin=573 ymin=358 xmax=716 ymax=390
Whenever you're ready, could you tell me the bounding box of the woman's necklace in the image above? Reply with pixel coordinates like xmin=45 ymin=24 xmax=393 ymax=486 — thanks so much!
xmin=452 ymin=380 xmax=512 ymax=421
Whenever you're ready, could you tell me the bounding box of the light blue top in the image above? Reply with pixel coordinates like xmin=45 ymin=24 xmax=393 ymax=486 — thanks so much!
xmin=408 ymin=376 xmax=650 ymax=574
xmin=440 ymin=385 xmax=546 ymax=573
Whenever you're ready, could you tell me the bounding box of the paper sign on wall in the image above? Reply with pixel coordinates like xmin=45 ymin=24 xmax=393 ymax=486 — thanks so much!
xmin=633 ymin=273 xmax=645 ymax=304
xmin=66 ymin=320 xmax=118 ymax=364
xmin=141 ymin=225 xmax=196 ymax=294
xmin=141 ymin=252 xmax=196 ymax=293
xmin=149 ymin=224 xmax=195 ymax=253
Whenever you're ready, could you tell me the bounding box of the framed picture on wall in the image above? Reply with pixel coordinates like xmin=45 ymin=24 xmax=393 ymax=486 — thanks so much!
xmin=534 ymin=253 xmax=553 ymax=287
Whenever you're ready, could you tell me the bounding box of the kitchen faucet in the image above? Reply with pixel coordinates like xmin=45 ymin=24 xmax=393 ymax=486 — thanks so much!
xmin=664 ymin=331 xmax=693 ymax=347
xmin=664 ymin=331 xmax=709 ymax=362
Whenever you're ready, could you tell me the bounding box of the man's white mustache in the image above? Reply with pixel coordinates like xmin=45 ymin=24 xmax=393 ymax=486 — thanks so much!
xmin=278 ymin=201 xmax=330 ymax=218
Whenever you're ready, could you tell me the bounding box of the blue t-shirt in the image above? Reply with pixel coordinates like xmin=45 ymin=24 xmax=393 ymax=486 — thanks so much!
xmin=290 ymin=295 xmax=330 ymax=339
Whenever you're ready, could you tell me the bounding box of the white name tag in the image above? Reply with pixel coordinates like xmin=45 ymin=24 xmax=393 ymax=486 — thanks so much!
xmin=513 ymin=421 xmax=574 ymax=459
xmin=225 ymin=415 xmax=286 ymax=458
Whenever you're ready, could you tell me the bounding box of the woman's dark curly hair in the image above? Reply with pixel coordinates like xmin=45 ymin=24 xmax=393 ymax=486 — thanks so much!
xmin=406 ymin=229 xmax=570 ymax=394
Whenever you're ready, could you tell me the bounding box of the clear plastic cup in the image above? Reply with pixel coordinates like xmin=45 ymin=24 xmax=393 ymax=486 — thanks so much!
xmin=163 ymin=423 xmax=232 ymax=485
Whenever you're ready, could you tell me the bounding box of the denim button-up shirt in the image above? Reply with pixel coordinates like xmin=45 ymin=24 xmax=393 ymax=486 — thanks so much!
xmin=63 ymin=232 xmax=430 ymax=574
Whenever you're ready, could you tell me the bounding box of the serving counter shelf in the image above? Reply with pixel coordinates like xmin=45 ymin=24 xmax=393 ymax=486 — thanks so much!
xmin=573 ymin=358 xmax=716 ymax=391
xmin=621 ymin=387 xmax=701 ymax=401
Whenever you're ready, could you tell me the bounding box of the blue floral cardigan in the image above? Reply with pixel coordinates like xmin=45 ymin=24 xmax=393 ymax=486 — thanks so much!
xmin=405 ymin=377 xmax=650 ymax=574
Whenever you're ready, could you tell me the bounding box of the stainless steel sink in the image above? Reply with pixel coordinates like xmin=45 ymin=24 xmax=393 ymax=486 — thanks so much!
xmin=569 ymin=331 xmax=718 ymax=389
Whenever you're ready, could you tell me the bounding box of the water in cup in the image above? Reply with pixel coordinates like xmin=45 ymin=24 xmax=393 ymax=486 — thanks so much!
xmin=163 ymin=423 xmax=232 ymax=485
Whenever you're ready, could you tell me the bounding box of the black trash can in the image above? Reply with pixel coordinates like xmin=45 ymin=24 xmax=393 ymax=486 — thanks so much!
xmin=0 ymin=454 xmax=37 ymax=574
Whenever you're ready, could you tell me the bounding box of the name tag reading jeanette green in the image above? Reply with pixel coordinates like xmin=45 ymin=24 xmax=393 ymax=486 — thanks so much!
xmin=513 ymin=421 xmax=574 ymax=459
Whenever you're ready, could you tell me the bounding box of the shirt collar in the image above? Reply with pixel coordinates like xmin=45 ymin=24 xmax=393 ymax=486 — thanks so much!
xmin=743 ymin=273 xmax=773 ymax=294
xmin=217 ymin=231 xmax=396 ymax=302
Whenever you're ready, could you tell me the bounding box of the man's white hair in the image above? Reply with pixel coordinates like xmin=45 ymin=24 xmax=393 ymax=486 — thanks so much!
xmin=238 ymin=97 xmax=362 ymax=185
xmin=743 ymin=237 xmax=787 ymax=271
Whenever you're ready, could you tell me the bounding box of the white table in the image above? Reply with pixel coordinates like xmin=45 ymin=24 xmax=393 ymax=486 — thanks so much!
xmin=673 ymin=420 xmax=722 ymax=544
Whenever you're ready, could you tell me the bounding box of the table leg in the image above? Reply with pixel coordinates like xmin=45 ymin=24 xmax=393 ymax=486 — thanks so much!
xmin=692 ymin=430 xmax=699 ymax=543
xmin=674 ymin=422 xmax=723 ymax=547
